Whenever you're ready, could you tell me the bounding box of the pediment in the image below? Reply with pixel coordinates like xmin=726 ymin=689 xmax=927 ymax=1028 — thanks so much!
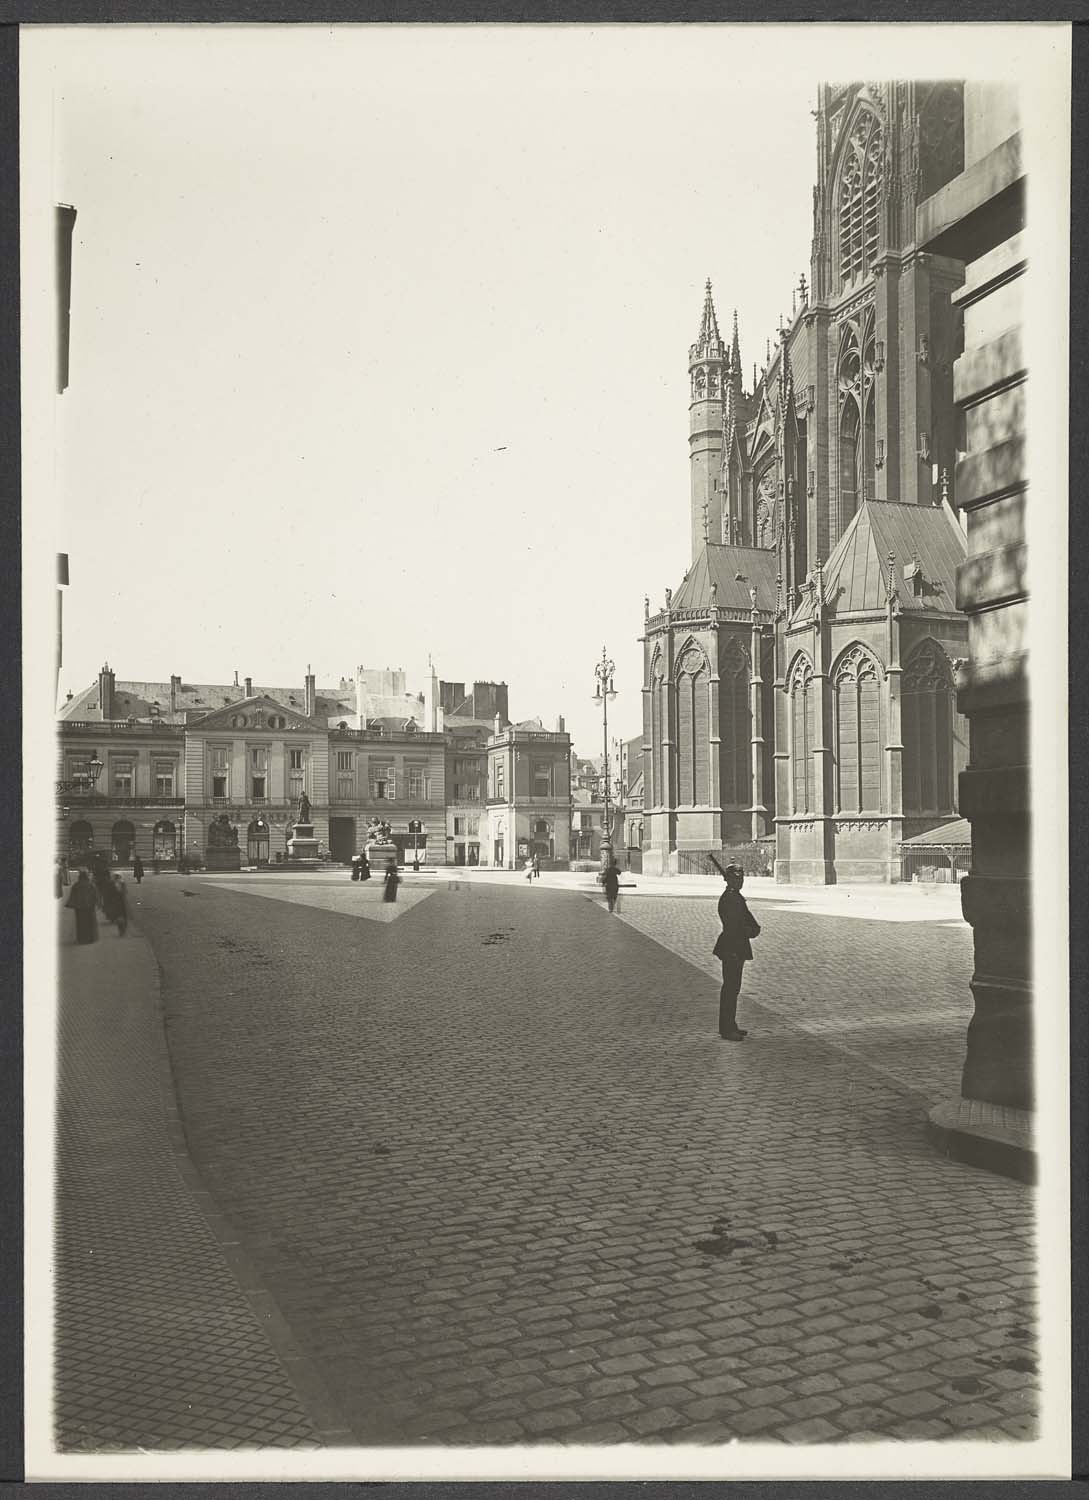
xmin=191 ymin=695 xmax=322 ymax=732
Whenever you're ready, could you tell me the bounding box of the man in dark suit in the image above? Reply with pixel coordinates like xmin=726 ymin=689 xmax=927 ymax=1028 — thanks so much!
xmin=713 ymin=863 xmax=761 ymax=1041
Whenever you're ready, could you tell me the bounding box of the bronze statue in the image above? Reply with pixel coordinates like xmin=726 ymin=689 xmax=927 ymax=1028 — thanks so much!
xmin=297 ymin=792 xmax=312 ymax=824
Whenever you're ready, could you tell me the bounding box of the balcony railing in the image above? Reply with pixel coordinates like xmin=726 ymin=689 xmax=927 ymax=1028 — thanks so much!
xmin=55 ymin=786 xmax=185 ymax=806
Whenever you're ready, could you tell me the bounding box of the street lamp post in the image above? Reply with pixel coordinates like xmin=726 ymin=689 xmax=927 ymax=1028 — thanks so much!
xmin=592 ymin=647 xmax=616 ymax=867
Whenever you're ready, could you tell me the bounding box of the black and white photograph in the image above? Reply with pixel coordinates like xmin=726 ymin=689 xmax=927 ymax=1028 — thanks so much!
xmin=21 ymin=21 xmax=1072 ymax=1481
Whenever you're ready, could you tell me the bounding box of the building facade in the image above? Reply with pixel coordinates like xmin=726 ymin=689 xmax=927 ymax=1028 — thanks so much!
xmin=915 ymin=83 xmax=1032 ymax=1175
xmin=643 ymin=81 xmax=975 ymax=883
xmin=485 ymin=721 xmax=572 ymax=869
xmin=58 ymin=665 xmax=572 ymax=871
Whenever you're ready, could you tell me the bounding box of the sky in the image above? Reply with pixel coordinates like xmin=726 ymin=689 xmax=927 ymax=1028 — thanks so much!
xmin=25 ymin=24 xmax=1063 ymax=755
xmin=34 ymin=26 xmax=816 ymax=753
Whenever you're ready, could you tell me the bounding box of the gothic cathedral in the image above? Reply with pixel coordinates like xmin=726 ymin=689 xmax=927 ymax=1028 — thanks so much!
xmin=642 ymin=82 xmax=973 ymax=882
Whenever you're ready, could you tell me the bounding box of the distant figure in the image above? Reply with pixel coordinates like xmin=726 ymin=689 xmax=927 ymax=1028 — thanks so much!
xmin=110 ymin=874 xmax=129 ymax=936
xmin=713 ymin=863 xmax=761 ymax=1041
xmin=602 ymin=859 xmax=620 ymax=914
xmin=383 ymin=864 xmax=400 ymax=903
xmin=359 ymin=853 xmax=371 ymax=883
xmin=351 ymin=854 xmax=362 ymax=882
xmin=54 ymin=859 xmax=64 ymax=899
xmin=66 ymin=869 xmax=99 ymax=944
xmin=532 ymin=853 xmax=541 ymax=879
xmin=132 ymin=853 xmax=144 ymax=885
xmin=525 ymin=857 xmax=533 ymax=882
xmin=153 ymin=856 xmax=162 ymax=876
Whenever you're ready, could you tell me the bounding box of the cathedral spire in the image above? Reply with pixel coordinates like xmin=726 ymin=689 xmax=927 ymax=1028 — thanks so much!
xmin=691 ymin=278 xmax=725 ymax=362
xmin=731 ymin=308 xmax=741 ymax=377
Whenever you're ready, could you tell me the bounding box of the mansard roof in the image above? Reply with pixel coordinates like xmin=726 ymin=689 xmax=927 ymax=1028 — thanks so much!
xmin=59 ymin=676 xmax=359 ymax=725
xmin=791 ymin=500 xmax=966 ymax=623
xmin=671 ymin=543 xmax=781 ymax=613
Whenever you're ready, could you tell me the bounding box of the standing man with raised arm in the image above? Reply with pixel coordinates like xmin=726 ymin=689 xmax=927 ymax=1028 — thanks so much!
xmin=712 ymin=862 xmax=760 ymax=1041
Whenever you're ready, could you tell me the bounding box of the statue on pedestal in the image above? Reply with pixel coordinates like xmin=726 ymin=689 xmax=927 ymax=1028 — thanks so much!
xmin=297 ymin=792 xmax=312 ymax=825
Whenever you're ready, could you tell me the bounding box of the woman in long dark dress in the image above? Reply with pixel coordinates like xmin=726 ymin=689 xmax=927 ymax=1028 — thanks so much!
xmin=66 ymin=870 xmax=99 ymax=944
xmin=132 ymin=854 xmax=144 ymax=884
xmin=383 ymin=864 xmax=400 ymax=903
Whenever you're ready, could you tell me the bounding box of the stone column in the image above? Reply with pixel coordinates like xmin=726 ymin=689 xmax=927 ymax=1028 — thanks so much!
xmin=917 ymin=100 xmax=1031 ymax=1180
xmin=707 ymin=601 xmax=722 ymax=841
xmin=749 ymin=590 xmax=766 ymax=841
xmin=884 ymin=567 xmax=905 ymax=881
xmin=810 ymin=575 xmax=835 ymax=882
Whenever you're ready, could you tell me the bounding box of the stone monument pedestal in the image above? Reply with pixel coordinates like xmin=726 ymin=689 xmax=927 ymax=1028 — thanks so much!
xmin=365 ymin=843 xmax=398 ymax=878
xmin=204 ymin=848 xmax=241 ymax=872
xmin=287 ymin=821 xmax=322 ymax=870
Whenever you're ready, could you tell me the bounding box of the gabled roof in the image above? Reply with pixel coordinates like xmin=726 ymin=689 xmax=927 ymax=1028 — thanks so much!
xmin=791 ymin=501 xmax=966 ymax=624
xmin=671 ymin=543 xmax=780 ymax=613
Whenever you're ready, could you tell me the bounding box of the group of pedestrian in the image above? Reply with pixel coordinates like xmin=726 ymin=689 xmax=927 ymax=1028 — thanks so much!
xmin=350 ymin=851 xmax=400 ymax=902
xmin=63 ymin=853 xmax=130 ymax=944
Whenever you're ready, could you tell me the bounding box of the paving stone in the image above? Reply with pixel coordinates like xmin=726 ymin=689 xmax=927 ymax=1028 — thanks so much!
xmin=93 ymin=879 xmax=1040 ymax=1452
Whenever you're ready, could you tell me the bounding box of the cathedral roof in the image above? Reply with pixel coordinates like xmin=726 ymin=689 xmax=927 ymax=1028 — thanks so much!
xmin=671 ymin=543 xmax=781 ymax=613
xmin=791 ymin=500 xmax=966 ymax=623
xmin=57 ymin=675 xmax=420 ymax=727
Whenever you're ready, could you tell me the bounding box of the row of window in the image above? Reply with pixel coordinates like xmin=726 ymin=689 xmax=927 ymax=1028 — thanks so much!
xmin=69 ymin=753 xmax=178 ymax=799
xmin=648 ymin=640 xmax=958 ymax=818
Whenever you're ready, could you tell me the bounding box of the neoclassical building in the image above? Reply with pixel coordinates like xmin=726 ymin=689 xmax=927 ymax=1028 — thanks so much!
xmin=643 ymin=81 xmax=974 ymax=882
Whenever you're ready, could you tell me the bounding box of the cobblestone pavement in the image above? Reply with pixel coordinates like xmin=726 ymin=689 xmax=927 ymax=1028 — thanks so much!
xmin=132 ymin=875 xmax=1037 ymax=1446
xmin=55 ymin=907 xmax=344 ymax=1452
xmin=612 ymin=892 xmax=972 ymax=1105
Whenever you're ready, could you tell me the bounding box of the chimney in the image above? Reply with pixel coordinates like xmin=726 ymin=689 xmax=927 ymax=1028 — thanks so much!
xmin=556 ymin=715 xmax=565 ymax=733
xmin=244 ymin=675 xmax=252 ymax=697
xmin=170 ymin=673 xmax=181 ymax=715
xmin=233 ymin=669 xmax=239 ymax=687
xmin=494 ymin=713 xmax=502 ymax=737
xmin=304 ymin=665 xmax=316 ymax=718
xmin=98 ymin=662 xmax=115 ymax=720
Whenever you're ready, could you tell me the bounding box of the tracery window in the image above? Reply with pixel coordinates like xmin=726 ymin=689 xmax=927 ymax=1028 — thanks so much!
xmin=649 ymin=654 xmax=665 ymax=808
xmin=675 ymin=644 xmax=711 ymax=806
xmin=833 ymin=645 xmax=882 ymax=813
xmin=789 ymin=656 xmax=816 ymax=815
xmin=902 ymin=641 xmax=956 ymax=814
xmin=838 ymin=110 xmax=883 ymax=287
xmin=720 ymin=637 xmax=752 ymax=809
xmin=837 ymin=310 xmax=877 ymax=528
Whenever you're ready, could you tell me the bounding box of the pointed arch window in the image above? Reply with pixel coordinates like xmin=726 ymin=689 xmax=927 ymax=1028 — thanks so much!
xmin=720 ymin=637 xmax=752 ymax=809
xmin=676 ymin=645 xmax=711 ymax=806
xmin=839 ymin=111 xmax=883 ymax=287
xmin=902 ymin=641 xmax=956 ymax=814
xmin=649 ymin=656 xmax=665 ymax=809
xmin=837 ymin=310 xmax=877 ymax=530
xmin=789 ymin=657 xmax=816 ymax=815
xmin=833 ymin=646 xmax=882 ymax=813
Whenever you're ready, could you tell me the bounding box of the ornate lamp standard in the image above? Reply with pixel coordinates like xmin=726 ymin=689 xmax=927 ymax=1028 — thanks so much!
xmin=592 ymin=647 xmax=616 ymax=867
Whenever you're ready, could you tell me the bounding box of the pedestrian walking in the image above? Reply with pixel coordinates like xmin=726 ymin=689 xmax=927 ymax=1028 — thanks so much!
xmin=132 ymin=853 xmax=144 ymax=884
xmin=383 ymin=864 xmax=401 ymax=903
xmin=110 ymin=874 xmax=129 ymax=936
xmin=713 ymin=863 xmax=760 ymax=1041
xmin=65 ymin=869 xmax=99 ymax=944
xmin=525 ymin=857 xmax=533 ymax=882
xmin=602 ymin=858 xmax=620 ymax=913
xmin=532 ymin=852 xmax=541 ymax=879
xmin=359 ymin=853 xmax=371 ymax=882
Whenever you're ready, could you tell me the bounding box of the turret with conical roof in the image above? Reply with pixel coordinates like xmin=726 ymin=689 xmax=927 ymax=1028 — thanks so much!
xmin=688 ymin=279 xmax=727 ymax=563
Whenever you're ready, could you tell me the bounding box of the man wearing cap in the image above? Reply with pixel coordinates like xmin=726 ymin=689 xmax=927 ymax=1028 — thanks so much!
xmin=713 ymin=863 xmax=761 ymax=1041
